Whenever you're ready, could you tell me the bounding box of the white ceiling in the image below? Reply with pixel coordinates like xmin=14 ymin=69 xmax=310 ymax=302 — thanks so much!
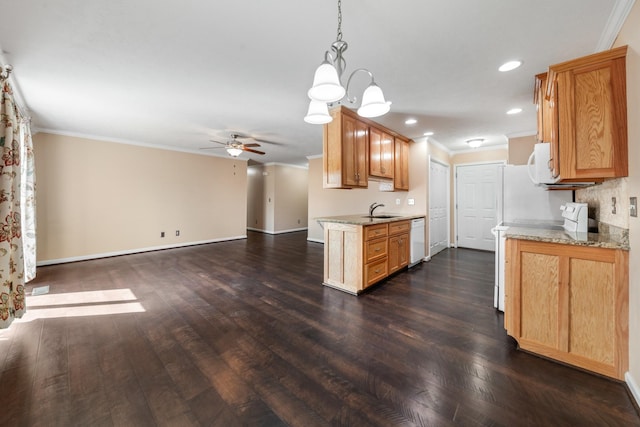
xmin=0 ymin=0 xmax=632 ymax=166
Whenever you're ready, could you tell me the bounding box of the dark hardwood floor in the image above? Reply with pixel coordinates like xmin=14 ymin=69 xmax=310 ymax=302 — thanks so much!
xmin=1 ymin=231 xmax=638 ymax=426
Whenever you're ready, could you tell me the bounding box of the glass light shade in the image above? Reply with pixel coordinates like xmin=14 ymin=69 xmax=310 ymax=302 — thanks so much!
xmin=307 ymin=61 xmax=345 ymax=103
xmin=226 ymin=147 xmax=243 ymax=157
xmin=357 ymin=83 xmax=391 ymax=118
xmin=304 ymin=100 xmax=333 ymax=124
xmin=466 ymin=139 xmax=484 ymax=148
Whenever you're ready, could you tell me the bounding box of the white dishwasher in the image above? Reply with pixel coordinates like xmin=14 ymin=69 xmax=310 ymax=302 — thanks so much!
xmin=410 ymin=218 xmax=425 ymax=267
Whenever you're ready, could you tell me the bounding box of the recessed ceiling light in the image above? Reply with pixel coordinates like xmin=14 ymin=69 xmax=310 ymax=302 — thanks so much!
xmin=499 ymin=60 xmax=522 ymax=72
xmin=507 ymin=108 xmax=523 ymax=115
xmin=423 ymin=131 xmax=434 ymax=136
xmin=405 ymin=118 xmax=417 ymax=125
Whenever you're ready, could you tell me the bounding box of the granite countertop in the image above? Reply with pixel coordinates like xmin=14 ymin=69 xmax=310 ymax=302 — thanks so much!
xmin=316 ymin=214 xmax=425 ymax=225
xmin=505 ymin=224 xmax=629 ymax=250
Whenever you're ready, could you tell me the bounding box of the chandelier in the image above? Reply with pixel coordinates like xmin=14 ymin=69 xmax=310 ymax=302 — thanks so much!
xmin=304 ymin=0 xmax=391 ymax=124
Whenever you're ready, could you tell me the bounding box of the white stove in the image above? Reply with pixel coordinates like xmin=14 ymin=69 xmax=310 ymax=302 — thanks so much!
xmin=561 ymin=202 xmax=588 ymax=240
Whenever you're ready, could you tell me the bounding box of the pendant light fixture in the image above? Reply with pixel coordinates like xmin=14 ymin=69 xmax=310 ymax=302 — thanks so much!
xmin=304 ymin=0 xmax=391 ymax=124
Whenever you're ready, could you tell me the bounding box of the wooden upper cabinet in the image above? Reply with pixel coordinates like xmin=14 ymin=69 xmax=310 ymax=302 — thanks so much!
xmin=323 ymin=106 xmax=413 ymax=190
xmin=369 ymin=127 xmax=394 ymax=179
xmin=543 ymin=46 xmax=628 ymax=181
xmin=534 ymin=73 xmax=553 ymax=144
xmin=323 ymin=107 xmax=368 ymax=188
xmin=394 ymin=136 xmax=410 ymax=191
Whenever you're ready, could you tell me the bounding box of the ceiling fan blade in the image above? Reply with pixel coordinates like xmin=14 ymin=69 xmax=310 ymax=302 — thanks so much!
xmin=199 ymin=146 xmax=225 ymax=150
xmin=242 ymin=147 xmax=265 ymax=155
xmin=242 ymin=143 xmax=261 ymax=148
xmin=208 ymin=139 xmax=227 ymax=146
xmin=249 ymin=138 xmax=283 ymax=146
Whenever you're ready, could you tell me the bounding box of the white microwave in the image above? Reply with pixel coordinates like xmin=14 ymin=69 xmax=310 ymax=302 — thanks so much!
xmin=527 ymin=142 xmax=558 ymax=185
xmin=526 ymin=142 xmax=595 ymax=188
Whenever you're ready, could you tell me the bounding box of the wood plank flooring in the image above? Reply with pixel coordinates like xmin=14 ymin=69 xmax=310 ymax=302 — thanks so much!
xmin=1 ymin=231 xmax=638 ymax=426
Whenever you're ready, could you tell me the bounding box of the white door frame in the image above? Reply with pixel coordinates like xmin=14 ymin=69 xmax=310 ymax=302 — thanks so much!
xmin=453 ymin=160 xmax=505 ymax=249
xmin=428 ymin=155 xmax=450 ymax=258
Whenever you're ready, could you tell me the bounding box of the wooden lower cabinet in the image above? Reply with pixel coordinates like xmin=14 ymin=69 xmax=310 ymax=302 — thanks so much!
xmin=323 ymin=219 xmax=412 ymax=294
xmin=505 ymin=239 xmax=629 ymax=379
xmin=388 ymin=220 xmax=410 ymax=274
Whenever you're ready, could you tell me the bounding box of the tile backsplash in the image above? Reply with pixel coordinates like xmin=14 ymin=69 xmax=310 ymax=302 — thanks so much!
xmin=576 ymin=178 xmax=629 ymax=229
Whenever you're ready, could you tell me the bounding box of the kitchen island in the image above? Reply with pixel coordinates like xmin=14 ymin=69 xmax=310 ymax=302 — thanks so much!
xmin=504 ymin=224 xmax=629 ymax=379
xmin=316 ymin=214 xmax=425 ymax=294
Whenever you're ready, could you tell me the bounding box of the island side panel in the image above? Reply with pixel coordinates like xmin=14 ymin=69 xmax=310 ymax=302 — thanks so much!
xmin=323 ymin=222 xmax=363 ymax=294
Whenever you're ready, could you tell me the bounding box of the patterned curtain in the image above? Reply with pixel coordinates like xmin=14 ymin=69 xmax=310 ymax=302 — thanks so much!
xmin=0 ymin=77 xmax=35 ymax=328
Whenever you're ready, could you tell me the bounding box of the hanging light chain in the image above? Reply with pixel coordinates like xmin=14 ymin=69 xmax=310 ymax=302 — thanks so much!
xmin=336 ymin=0 xmax=343 ymax=41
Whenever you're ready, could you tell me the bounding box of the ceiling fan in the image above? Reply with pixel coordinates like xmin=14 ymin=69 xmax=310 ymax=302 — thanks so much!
xmin=200 ymin=133 xmax=266 ymax=157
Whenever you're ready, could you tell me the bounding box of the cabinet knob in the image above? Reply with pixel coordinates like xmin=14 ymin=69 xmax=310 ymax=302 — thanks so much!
xmin=375 ymin=248 xmax=381 ymax=252
xmin=375 ymin=269 xmax=380 ymax=273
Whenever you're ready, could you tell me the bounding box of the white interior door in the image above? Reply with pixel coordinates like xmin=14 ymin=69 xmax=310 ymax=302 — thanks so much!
xmin=456 ymin=163 xmax=501 ymax=251
xmin=429 ymin=158 xmax=449 ymax=257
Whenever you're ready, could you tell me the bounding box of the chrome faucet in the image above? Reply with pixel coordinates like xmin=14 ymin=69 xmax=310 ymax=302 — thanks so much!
xmin=369 ymin=202 xmax=385 ymax=217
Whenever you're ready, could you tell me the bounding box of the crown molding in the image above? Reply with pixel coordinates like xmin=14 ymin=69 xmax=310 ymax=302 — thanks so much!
xmin=596 ymin=0 xmax=637 ymax=51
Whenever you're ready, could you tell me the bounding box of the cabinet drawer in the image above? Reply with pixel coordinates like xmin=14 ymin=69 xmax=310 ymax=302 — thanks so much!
xmin=364 ymin=224 xmax=388 ymax=240
xmin=365 ymin=237 xmax=388 ymax=263
xmin=365 ymin=258 xmax=388 ymax=287
xmin=389 ymin=220 xmax=410 ymax=235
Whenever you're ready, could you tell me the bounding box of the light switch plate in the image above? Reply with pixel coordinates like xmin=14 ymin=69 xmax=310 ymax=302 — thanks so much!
xmin=630 ymin=197 xmax=638 ymax=217
xmin=408 ymin=198 xmax=415 ymax=206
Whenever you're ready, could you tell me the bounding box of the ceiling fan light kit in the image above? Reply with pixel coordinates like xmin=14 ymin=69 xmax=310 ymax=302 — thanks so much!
xmin=201 ymin=133 xmax=267 ymax=157
xmin=304 ymin=0 xmax=391 ymax=124
xmin=226 ymin=147 xmax=243 ymax=157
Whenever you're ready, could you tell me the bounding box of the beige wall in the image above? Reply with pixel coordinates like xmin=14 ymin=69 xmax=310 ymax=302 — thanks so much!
xmin=508 ymin=135 xmax=537 ymax=165
xmin=612 ymin=0 xmax=640 ymax=397
xmin=274 ymin=164 xmax=308 ymax=232
xmin=248 ymin=163 xmax=308 ymax=233
xmin=34 ymin=132 xmax=248 ymax=263
xmin=307 ymin=156 xmax=418 ymax=242
xmin=450 ymin=147 xmax=509 ymax=166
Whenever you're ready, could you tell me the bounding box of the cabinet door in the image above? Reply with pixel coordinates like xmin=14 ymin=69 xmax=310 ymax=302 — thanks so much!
xmin=394 ymin=137 xmax=409 ymax=191
xmin=388 ymin=232 xmax=409 ymax=274
xmin=519 ymin=251 xmax=562 ymax=349
xmin=534 ymin=73 xmax=553 ymax=145
xmin=552 ymin=48 xmax=628 ymax=180
xmin=369 ymin=127 xmax=394 ymax=179
xmin=342 ymin=114 xmax=369 ymax=187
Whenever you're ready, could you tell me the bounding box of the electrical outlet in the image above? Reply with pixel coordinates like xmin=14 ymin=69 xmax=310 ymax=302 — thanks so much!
xmin=161 ymin=231 xmax=165 ymax=238
xmin=396 ymin=198 xmax=401 ymax=205
xmin=631 ymin=197 xmax=638 ymax=217
xmin=612 ymin=197 xmax=617 ymax=214
xmin=175 ymin=230 xmax=180 ymax=236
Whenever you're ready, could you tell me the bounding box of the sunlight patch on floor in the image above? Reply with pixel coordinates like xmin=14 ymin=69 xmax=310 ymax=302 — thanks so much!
xmin=16 ymin=288 xmax=146 ymax=322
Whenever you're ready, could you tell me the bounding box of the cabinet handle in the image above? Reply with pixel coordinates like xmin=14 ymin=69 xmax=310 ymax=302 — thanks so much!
xmin=375 ymin=248 xmax=381 ymax=251
xmin=374 ymin=269 xmax=380 ymax=273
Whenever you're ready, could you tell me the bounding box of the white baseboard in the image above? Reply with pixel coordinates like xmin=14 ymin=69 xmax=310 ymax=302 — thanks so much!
xmin=307 ymin=238 xmax=324 ymax=244
xmin=36 ymin=235 xmax=248 ymax=266
xmin=626 ymin=371 xmax=640 ymax=408
xmin=247 ymin=227 xmax=308 ymax=235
